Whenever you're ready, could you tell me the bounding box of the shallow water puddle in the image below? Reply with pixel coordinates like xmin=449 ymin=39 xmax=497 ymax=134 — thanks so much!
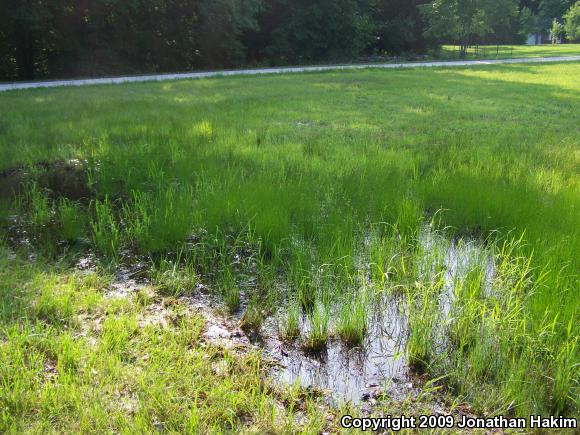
xmin=263 ymin=295 xmax=411 ymax=405
xmin=261 ymin=229 xmax=493 ymax=406
xmin=421 ymin=229 xmax=494 ymax=319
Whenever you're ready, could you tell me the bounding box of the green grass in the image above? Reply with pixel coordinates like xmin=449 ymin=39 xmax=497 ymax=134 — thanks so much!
xmin=218 ymin=267 xmax=241 ymax=314
xmin=441 ymin=43 xmax=580 ymax=59
xmin=278 ymin=299 xmax=301 ymax=341
xmin=336 ymin=283 xmax=368 ymax=347
xmin=151 ymin=250 xmax=198 ymax=297
xmin=303 ymin=300 xmax=330 ymax=352
xmin=0 ymin=59 xmax=579 ymax=424
xmin=0 ymin=248 xmax=337 ymax=433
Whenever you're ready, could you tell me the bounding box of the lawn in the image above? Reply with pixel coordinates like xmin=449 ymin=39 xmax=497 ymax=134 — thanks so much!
xmin=0 ymin=61 xmax=579 ymax=431
xmin=441 ymin=43 xmax=580 ymax=59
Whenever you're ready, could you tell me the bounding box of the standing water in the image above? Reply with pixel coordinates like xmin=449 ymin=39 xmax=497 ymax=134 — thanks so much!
xmin=262 ymin=228 xmax=494 ymax=405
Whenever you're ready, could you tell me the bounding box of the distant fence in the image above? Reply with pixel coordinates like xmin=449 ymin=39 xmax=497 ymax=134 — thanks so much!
xmin=444 ymin=45 xmax=515 ymax=59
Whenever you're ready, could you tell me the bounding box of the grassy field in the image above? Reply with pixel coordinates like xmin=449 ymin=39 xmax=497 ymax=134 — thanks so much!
xmin=0 ymin=60 xmax=579 ymax=430
xmin=441 ymin=43 xmax=580 ymax=59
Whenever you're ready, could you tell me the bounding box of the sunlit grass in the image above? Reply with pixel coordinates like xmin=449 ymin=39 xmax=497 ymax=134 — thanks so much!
xmin=0 ymin=248 xmax=333 ymax=432
xmin=303 ymin=300 xmax=330 ymax=353
xmin=440 ymin=43 xmax=580 ymax=59
xmin=336 ymin=285 xmax=368 ymax=347
xmin=278 ymin=300 xmax=301 ymax=342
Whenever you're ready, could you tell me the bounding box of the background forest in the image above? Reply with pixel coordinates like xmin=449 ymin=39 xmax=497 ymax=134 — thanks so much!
xmin=1 ymin=0 xmax=578 ymax=80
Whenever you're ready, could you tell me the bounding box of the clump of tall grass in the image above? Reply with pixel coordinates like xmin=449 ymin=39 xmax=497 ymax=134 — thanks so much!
xmin=255 ymin=263 xmax=277 ymax=296
xmin=90 ymin=196 xmax=121 ymax=259
xmin=16 ymin=182 xmax=88 ymax=249
xmin=336 ymin=290 xmax=368 ymax=347
xmin=218 ymin=267 xmax=240 ymax=314
xmin=367 ymin=222 xmax=422 ymax=289
xmin=240 ymin=302 xmax=264 ymax=336
xmin=123 ymin=184 xmax=194 ymax=254
xmin=406 ymin=275 xmax=444 ymax=372
xmin=23 ymin=182 xmax=53 ymax=230
xmin=368 ymin=225 xmax=397 ymax=287
xmin=151 ymin=250 xmax=197 ymax=297
xmin=297 ymin=277 xmax=316 ymax=312
xmin=303 ymin=300 xmax=330 ymax=352
xmin=394 ymin=198 xmax=422 ymax=240
xmin=551 ymin=325 xmax=578 ymax=415
xmin=278 ymin=299 xmax=301 ymax=342
xmin=446 ymin=266 xmax=486 ymax=350
xmin=57 ymin=198 xmax=86 ymax=242
xmin=241 ymin=265 xmax=279 ymax=335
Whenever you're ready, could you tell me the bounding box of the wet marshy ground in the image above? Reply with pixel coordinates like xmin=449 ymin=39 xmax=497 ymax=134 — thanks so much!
xmin=0 ymin=161 xmax=495 ymax=411
xmin=69 ymin=225 xmax=493 ymax=410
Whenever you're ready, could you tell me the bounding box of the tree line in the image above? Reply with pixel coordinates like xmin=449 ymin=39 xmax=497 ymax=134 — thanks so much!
xmin=0 ymin=0 xmax=578 ymax=81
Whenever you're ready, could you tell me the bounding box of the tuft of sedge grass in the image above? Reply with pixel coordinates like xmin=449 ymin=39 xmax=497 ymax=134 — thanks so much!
xmin=24 ymin=182 xmax=53 ymax=230
xmin=336 ymin=290 xmax=368 ymax=347
xmin=406 ymin=275 xmax=444 ymax=372
xmin=241 ymin=266 xmax=279 ymax=335
xmin=303 ymin=300 xmax=329 ymax=352
xmin=218 ymin=266 xmax=240 ymax=314
xmin=297 ymin=277 xmax=316 ymax=312
xmin=279 ymin=299 xmax=301 ymax=342
xmin=57 ymin=198 xmax=86 ymax=242
xmin=151 ymin=252 xmax=198 ymax=297
xmin=240 ymin=298 xmax=265 ymax=335
xmin=123 ymin=184 xmax=194 ymax=254
xmin=90 ymin=196 xmax=120 ymax=259
xmin=368 ymin=224 xmax=397 ymax=287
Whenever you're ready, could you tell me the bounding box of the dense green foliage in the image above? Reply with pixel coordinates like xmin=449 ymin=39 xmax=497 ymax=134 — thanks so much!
xmin=520 ymin=0 xmax=576 ymax=31
xmin=2 ymin=0 xmax=578 ymax=81
xmin=564 ymin=1 xmax=580 ymax=40
xmin=552 ymin=17 xmax=566 ymax=42
xmin=421 ymin=0 xmax=519 ymax=57
xmin=0 ymin=0 xmax=427 ymax=80
xmin=0 ymin=61 xmax=578 ymax=418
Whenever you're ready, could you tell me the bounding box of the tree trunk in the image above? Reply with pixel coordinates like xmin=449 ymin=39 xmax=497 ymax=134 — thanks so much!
xmin=460 ymin=38 xmax=469 ymax=58
xmin=16 ymin=29 xmax=35 ymax=80
xmin=13 ymin=0 xmax=36 ymax=80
